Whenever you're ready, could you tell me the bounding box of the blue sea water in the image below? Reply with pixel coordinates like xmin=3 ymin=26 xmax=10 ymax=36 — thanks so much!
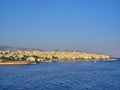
xmin=0 ymin=59 xmax=120 ymax=90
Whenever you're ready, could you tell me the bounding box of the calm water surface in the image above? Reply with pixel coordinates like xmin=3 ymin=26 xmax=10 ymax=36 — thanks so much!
xmin=0 ymin=59 xmax=120 ymax=90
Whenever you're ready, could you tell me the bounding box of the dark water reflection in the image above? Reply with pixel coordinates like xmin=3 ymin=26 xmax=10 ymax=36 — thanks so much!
xmin=0 ymin=59 xmax=120 ymax=90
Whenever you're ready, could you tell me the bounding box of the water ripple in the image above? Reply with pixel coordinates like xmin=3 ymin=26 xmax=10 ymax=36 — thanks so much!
xmin=0 ymin=59 xmax=120 ymax=90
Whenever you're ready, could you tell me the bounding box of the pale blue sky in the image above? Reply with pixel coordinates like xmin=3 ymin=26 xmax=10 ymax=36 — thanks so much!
xmin=0 ymin=0 xmax=120 ymax=57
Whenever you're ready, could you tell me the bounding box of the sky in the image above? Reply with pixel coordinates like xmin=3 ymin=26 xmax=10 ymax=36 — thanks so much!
xmin=0 ymin=0 xmax=120 ymax=57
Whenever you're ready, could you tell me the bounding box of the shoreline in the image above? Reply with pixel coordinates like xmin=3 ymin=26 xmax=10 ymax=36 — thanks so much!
xmin=0 ymin=61 xmax=37 ymax=66
xmin=0 ymin=59 xmax=117 ymax=66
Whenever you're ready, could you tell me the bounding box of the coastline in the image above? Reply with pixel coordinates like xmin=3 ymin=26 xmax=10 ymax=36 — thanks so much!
xmin=0 ymin=58 xmax=117 ymax=66
xmin=0 ymin=50 xmax=117 ymax=66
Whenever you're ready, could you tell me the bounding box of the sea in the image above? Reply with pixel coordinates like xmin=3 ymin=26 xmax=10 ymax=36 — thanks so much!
xmin=0 ymin=59 xmax=120 ymax=90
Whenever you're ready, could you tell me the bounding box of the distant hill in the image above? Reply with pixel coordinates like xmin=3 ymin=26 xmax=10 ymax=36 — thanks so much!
xmin=0 ymin=46 xmax=11 ymax=50
xmin=0 ymin=45 xmax=45 ymax=51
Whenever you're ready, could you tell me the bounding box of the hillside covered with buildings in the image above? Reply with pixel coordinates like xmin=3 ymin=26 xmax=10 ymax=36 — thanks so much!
xmin=0 ymin=50 xmax=113 ymax=64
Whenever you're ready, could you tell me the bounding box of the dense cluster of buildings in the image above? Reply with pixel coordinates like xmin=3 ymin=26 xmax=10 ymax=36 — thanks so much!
xmin=0 ymin=50 xmax=111 ymax=62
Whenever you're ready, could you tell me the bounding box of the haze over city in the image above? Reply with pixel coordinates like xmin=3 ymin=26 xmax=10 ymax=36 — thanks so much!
xmin=0 ymin=0 xmax=120 ymax=57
